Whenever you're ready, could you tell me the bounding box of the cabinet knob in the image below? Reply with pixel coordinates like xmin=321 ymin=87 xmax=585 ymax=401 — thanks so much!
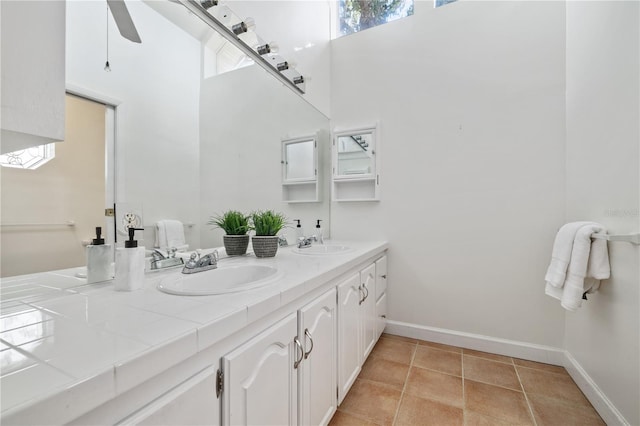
xmin=381 ymin=274 xmax=387 ymax=279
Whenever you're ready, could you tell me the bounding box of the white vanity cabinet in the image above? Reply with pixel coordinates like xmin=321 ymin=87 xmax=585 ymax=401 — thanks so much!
xmin=375 ymin=255 xmax=388 ymax=339
xmin=221 ymin=288 xmax=338 ymax=426
xmin=222 ymin=313 xmax=299 ymax=426
xmin=120 ymin=367 xmax=219 ymax=426
xmin=337 ymin=259 xmax=384 ymax=403
xmin=298 ymin=288 xmax=337 ymax=426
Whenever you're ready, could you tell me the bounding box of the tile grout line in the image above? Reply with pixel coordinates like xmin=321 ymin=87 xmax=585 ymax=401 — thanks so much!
xmin=391 ymin=341 xmax=418 ymax=425
xmin=513 ymin=361 xmax=538 ymax=426
xmin=461 ymin=350 xmax=466 ymax=422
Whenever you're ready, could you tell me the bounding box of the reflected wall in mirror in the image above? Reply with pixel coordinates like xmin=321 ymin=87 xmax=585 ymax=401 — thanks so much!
xmin=283 ymin=137 xmax=316 ymax=182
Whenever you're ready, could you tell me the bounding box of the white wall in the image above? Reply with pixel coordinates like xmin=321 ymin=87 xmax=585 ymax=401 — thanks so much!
xmin=199 ymin=65 xmax=330 ymax=248
xmin=564 ymin=2 xmax=639 ymax=424
xmin=330 ymin=1 xmax=567 ymax=346
xmin=66 ymin=0 xmax=201 ymax=248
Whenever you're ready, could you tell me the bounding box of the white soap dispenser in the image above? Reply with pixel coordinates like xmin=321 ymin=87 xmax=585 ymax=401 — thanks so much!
xmin=86 ymin=226 xmax=112 ymax=284
xmin=114 ymin=227 xmax=145 ymax=291
xmin=295 ymin=219 xmax=304 ymax=240
xmin=315 ymin=219 xmax=324 ymax=244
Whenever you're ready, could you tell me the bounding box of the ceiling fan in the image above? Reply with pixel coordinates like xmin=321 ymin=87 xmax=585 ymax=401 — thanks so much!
xmin=107 ymin=0 xmax=141 ymax=43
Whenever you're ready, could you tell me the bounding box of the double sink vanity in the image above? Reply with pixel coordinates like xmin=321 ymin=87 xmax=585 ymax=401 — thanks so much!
xmin=0 ymin=240 xmax=388 ymax=425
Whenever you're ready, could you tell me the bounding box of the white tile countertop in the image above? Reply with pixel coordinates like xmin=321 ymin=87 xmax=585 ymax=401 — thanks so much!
xmin=0 ymin=240 xmax=387 ymax=424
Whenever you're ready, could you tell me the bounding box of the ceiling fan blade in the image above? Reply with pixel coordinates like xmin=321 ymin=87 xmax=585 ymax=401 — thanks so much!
xmin=106 ymin=0 xmax=142 ymax=43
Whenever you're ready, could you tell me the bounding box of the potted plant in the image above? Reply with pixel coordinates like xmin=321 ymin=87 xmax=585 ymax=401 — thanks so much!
xmin=250 ymin=210 xmax=287 ymax=258
xmin=208 ymin=210 xmax=251 ymax=256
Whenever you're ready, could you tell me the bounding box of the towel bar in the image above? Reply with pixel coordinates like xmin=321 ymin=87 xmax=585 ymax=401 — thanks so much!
xmin=143 ymin=223 xmax=195 ymax=229
xmin=591 ymin=233 xmax=640 ymax=245
xmin=0 ymin=220 xmax=76 ymax=227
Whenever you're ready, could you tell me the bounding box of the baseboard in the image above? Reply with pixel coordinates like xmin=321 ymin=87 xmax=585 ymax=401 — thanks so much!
xmin=385 ymin=320 xmax=565 ymax=365
xmin=563 ymin=351 xmax=629 ymax=426
xmin=385 ymin=320 xmax=629 ymax=425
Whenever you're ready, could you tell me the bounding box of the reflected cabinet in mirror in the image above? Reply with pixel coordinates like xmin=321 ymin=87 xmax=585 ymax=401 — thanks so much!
xmin=332 ymin=125 xmax=380 ymax=201
xmin=282 ymin=135 xmax=320 ymax=203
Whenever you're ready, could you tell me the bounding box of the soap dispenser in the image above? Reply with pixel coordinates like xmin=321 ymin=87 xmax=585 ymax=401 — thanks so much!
xmin=114 ymin=227 xmax=145 ymax=291
xmin=86 ymin=226 xmax=112 ymax=284
xmin=315 ymin=220 xmax=324 ymax=244
xmin=295 ymin=219 xmax=304 ymax=240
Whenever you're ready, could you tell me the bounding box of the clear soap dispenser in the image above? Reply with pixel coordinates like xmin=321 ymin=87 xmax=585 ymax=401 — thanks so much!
xmin=114 ymin=227 xmax=145 ymax=291
xmin=86 ymin=226 xmax=112 ymax=284
xmin=315 ymin=220 xmax=324 ymax=244
xmin=295 ymin=219 xmax=304 ymax=240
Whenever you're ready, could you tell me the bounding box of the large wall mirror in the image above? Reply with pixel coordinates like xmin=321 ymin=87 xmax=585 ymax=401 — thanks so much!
xmin=1 ymin=0 xmax=331 ymax=277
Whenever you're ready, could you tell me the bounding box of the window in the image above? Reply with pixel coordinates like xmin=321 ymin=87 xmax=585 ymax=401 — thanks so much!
xmin=338 ymin=0 xmax=414 ymax=37
xmin=0 ymin=144 xmax=55 ymax=170
xmin=435 ymin=0 xmax=458 ymax=8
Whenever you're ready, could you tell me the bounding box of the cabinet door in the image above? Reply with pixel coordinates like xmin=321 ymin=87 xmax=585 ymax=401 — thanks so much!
xmin=299 ymin=288 xmax=337 ymax=426
xmin=376 ymin=292 xmax=387 ymax=340
xmin=121 ymin=366 xmax=219 ymax=426
xmin=360 ymin=263 xmax=377 ymax=362
xmin=375 ymin=255 xmax=388 ymax=301
xmin=337 ymin=272 xmax=362 ymax=404
xmin=222 ymin=313 xmax=299 ymax=426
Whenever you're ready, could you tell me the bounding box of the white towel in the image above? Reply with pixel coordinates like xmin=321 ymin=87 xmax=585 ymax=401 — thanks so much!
xmin=545 ymin=221 xmax=594 ymax=288
xmin=545 ymin=223 xmax=610 ymax=311
xmin=155 ymin=220 xmax=188 ymax=252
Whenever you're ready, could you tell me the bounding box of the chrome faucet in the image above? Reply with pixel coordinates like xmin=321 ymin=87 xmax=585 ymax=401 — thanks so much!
xmin=150 ymin=247 xmax=183 ymax=270
xmin=182 ymin=250 xmax=218 ymax=274
xmin=297 ymin=236 xmax=317 ymax=249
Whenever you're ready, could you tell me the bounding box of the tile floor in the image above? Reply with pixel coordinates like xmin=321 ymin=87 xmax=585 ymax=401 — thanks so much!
xmin=330 ymin=334 xmax=605 ymax=426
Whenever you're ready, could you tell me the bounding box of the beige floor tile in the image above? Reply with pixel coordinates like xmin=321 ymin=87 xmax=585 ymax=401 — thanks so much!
xmin=404 ymin=366 xmax=463 ymax=408
xmin=413 ymin=346 xmax=462 ymax=376
xmin=381 ymin=333 xmax=418 ymax=344
xmin=463 ymin=355 xmax=521 ymax=390
xmin=527 ymin=392 xmax=605 ymax=425
xmin=516 ymin=366 xmax=590 ymax=404
xmin=360 ymin=356 xmax=410 ymax=390
xmin=370 ymin=337 xmax=416 ymax=365
xmin=329 ymin=410 xmax=381 ymax=426
xmin=339 ymin=379 xmax=401 ymax=426
xmin=417 ymin=340 xmax=463 ymax=354
xmin=395 ymin=394 xmax=463 ymax=426
xmin=464 ymin=379 xmax=534 ymax=425
xmin=463 ymin=348 xmax=513 ymax=364
xmin=513 ymin=358 xmax=568 ymax=376
xmin=464 ymin=410 xmax=529 ymax=426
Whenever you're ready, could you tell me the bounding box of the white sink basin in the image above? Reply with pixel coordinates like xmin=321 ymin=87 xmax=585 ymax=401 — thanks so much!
xmin=157 ymin=264 xmax=280 ymax=296
xmin=292 ymin=245 xmax=352 ymax=255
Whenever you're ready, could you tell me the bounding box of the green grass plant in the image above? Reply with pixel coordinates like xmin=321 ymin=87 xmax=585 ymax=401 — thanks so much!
xmin=208 ymin=210 xmax=250 ymax=235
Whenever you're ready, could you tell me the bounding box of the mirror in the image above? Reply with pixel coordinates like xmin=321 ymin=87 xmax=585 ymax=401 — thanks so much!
xmin=335 ymin=128 xmax=376 ymax=178
xmin=283 ymin=137 xmax=316 ymax=182
xmin=1 ymin=0 xmax=331 ymax=277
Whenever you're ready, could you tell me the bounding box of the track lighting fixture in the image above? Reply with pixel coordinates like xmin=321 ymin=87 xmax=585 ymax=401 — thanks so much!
xmin=232 ymin=18 xmax=255 ymax=35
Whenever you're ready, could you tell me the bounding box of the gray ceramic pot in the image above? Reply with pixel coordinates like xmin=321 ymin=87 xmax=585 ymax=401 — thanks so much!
xmin=251 ymin=236 xmax=279 ymax=258
xmin=223 ymin=235 xmax=250 ymax=256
